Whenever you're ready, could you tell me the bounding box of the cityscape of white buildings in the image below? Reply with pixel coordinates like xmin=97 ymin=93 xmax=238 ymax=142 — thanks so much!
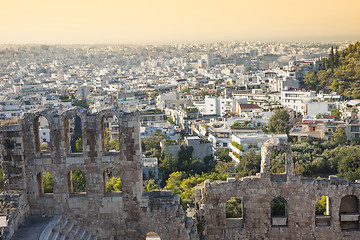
xmin=1 ymin=41 xmax=359 ymax=176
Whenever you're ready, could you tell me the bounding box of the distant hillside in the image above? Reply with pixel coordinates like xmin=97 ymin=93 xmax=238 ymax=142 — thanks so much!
xmin=305 ymin=42 xmax=360 ymax=98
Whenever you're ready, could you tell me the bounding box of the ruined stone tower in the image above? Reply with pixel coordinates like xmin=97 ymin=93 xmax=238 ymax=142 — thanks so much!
xmin=195 ymin=138 xmax=360 ymax=239
xmin=1 ymin=108 xmax=360 ymax=240
xmin=0 ymin=107 xmax=194 ymax=240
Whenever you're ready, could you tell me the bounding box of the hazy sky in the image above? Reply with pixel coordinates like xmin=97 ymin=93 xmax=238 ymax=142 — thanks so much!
xmin=1 ymin=0 xmax=359 ymax=44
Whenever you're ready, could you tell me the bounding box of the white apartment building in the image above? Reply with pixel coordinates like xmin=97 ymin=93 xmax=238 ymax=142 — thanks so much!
xmin=198 ymin=96 xmax=247 ymax=117
xmin=281 ymin=90 xmax=316 ymax=115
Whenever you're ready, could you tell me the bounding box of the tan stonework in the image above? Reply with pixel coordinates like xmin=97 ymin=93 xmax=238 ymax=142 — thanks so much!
xmin=1 ymin=108 xmax=360 ymax=240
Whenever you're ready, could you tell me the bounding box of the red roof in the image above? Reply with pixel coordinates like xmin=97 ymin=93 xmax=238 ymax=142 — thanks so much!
xmin=238 ymin=104 xmax=261 ymax=110
xmin=296 ymin=120 xmax=323 ymax=125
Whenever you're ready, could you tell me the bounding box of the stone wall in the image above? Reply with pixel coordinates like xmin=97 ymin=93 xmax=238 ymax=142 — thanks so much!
xmin=194 ymin=138 xmax=360 ymax=240
xmin=0 ymin=107 xmax=194 ymax=240
xmin=2 ymin=108 xmax=360 ymax=240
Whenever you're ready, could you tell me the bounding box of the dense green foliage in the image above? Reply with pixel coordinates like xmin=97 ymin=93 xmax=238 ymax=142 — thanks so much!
xmin=70 ymin=115 xmax=82 ymax=153
xmin=271 ymin=197 xmax=286 ymax=217
xmin=106 ymin=176 xmax=122 ymax=192
xmin=226 ymin=197 xmax=242 ymax=218
xmin=268 ymin=109 xmax=291 ymax=134
xmin=308 ymin=42 xmax=360 ymax=98
xmin=104 ymin=127 xmax=119 ymax=151
xmin=141 ymin=131 xmax=167 ymax=159
xmin=72 ymin=170 xmax=86 ymax=193
xmin=231 ymin=141 xmax=244 ymax=151
xmin=43 ymin=172 xmax=53 ymax=193
xmin=315 ymin=195 xmax=327 ymax=215
xmin=164 ymin=171 xmax=230 ymax=207
xmin=235 ymin=149 xmax=261 ymax=178
xmin=215 ymin=148 xmax=232 ymax=162
xmin=334 ymin=126 xmax=346 ymax=145
xmin=143 ymin=179 xmax=160 ymax=192
xmin=73 ymin=99 xmax=89 ymax=109
xmin=336 ymin=146 xmax=360 ymax=181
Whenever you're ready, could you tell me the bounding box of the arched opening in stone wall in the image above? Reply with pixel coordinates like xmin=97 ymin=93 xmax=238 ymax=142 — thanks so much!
xmin=37 ymin=171 xmax=53 ymax=197
xmin=315 ymin=195 xmax=331 ymax=226
xmin=145 ymin=232 xmax=161 ymax=240
xmin=68 ymin=170 xmax=87 ymax=194
xmin=340 ymin=195 xmax=359 ymax=231
xmin=104 ymin=167 xmax=122 ymax=193
xmin=270 ymin=150 xmax=286 ymax=174
xmin=34 ymin=116 xmax=51 ymax=154
xmin=102 ymin=114 xmax=120 ymax=152
xmin=64 ymin=115 xmax=83 ymax=153
xmin=226 ymin=197 xmax=243 ymax=219
xmin=271 ymin=197 xmax=287 ymax=227
xmin=315 ymin=195 xmax=330 ymax=216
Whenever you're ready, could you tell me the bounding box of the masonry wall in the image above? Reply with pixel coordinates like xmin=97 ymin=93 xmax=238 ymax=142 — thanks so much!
xmin=194 ymin=139 xmax=360 ymax=240
xmin=0 ymin=107 xmax=193 ymax=240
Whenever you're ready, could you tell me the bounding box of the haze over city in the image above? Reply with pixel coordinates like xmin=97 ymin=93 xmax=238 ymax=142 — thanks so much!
xmin=1 ymin=0 xmax=360 ymax=44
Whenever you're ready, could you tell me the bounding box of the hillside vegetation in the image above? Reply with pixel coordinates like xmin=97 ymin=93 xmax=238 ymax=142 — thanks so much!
xmin=305 ymin=42 xmax=360 ymax=98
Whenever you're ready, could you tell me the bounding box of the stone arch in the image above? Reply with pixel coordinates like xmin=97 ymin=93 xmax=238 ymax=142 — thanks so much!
xmin=271 ymin=196 xmax=287 ymax=227
xmin=66 ymin=166 xmax=87 ymax=195
xmin=315 ymin=195 xmax=331 ymax=227
xmin=339 ymin=195 xmax=359 ymax=230
xmin=260 ymin=138 xmax=294 ymax=179
xmin=225 ymin=197 xmax=243 ymax=219
xmin=62 ymin=107 xmax=87 ymax=154
xmin=37 ymin=171 xmax=54 ymax=197
xmin=31 ymin=110 xmax=56 ymax=154
xmin=145 ymin=232 xmax=161 ymax=240
xmin=104 ymin=167 xmax=122 ymax=194
xmin=315 ymin=195 xmax=330 ymax=216
xmin=98 ymin=107 xmax=123 ymax=153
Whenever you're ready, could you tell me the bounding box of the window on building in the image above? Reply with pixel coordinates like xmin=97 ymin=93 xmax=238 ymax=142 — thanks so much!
xmin=37 ymin=171 xmax=53 ymax=197
xmin=315 ymin=195 xmax=331 ymax=226
xmin=104 ymin=167 xmax=122 ymax=193
xmin=34 ymin=116 xmax=51 ymax=154
xmin=339 ymin=195 xmax=359 ymax=231
xmin=351 ymin=126 xmax=360 ymax=132
xmin=271 ymin=197 xmax=286 ymax=217
xmin=64 ymin=115 xmax=83 ymax=154
xmin=102 ymin=114 xmax=120 ymax=152
xmin=68 ymin=170 xmax=86 ymax=194
xmin=226 ymin=197 xmax=243 ymax=219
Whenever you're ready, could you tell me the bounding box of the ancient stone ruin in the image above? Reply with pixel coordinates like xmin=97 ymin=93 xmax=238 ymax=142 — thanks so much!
xmin=0 ymin=107 xmax=194 ymax=240
xmin=0 ymin=107 xmax=360 ymax=239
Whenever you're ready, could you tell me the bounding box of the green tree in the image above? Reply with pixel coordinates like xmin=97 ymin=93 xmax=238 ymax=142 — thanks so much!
xmin=73 ymin=99 xmax=89 ymax=109
xmin=334 ymin=126 xmax=346 ymax=145
xmin=70 ymin=115 xmax=82 ymax=153
xmin=43 ymin=172 xmax=53 ymax=193
xmin=215 ymin=148 xmax=232 ymax=162
xmin=226 ymin=197 xmax=242 ymax=218
xmin=235 ymin=149 xmax=261 ymax=178
xmin=106 ymin=176 xmax=122 ymax=192
xmin=304 ymin=72 xmax=319 ymax=90
xmin=268 ymin=109 xmax=291 ymax=134
xmin=337 ymin=146 xmax=360 ymax=181
xmin=330 ymin=107 xmax=341 ymax=120
xmin=164 ymin=171 xmax=186 ymax=195
xmin=72 ymin=170 xmax=86 ymax=193
xmin=271 ymin=197 xmax=286 ymax=217
xmin=177 ymin=146 xmax=194 ymax=171
xmin=315 ymin=195 xmax=327 ymax=215
xmin=141 ymin=131 xmax=167 ymax=158
xmin=160 ymin=151 xmax=177 ymax=177
xmin=215 ymin=160 xmax=235 ymax=176
xmin=143 ymin=179 xmax=160 ymax=192
xmin=75 ymin=138 xmax=83 ymax=152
